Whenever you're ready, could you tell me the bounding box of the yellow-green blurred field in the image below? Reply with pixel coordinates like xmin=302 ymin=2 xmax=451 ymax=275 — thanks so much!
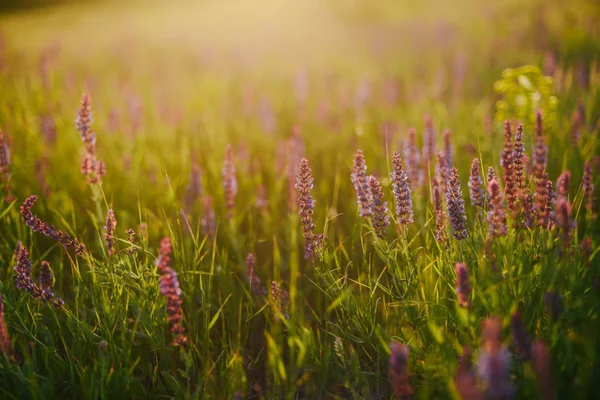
xmin=0 ymin=0 xmax=599 ymax=399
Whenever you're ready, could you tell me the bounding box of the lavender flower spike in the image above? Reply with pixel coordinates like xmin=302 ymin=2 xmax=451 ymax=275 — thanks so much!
xmin=468 ymin=158 xmax=484 ymax=208
xmin=446 ymin=167 xmax=468 ymax=240
xmin=368 ymin=175 xmax=390 ymax=239
xmin=391 ymin=151 xmax=414 ymax=226
xmin=351 ymin=150 xmax=372 ymax=218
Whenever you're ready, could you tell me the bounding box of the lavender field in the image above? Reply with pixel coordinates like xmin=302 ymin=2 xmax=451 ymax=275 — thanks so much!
xmin=0 ymin=0 xmax=599 ymax=398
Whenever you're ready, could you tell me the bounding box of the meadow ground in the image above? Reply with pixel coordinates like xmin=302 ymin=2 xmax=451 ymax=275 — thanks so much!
xmin=0 ymin=0 xmax=599 ymax=398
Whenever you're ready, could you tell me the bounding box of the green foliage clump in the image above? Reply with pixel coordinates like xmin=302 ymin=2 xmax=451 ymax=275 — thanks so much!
xmin=494 ymin=65 xmax=558 ymax=128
